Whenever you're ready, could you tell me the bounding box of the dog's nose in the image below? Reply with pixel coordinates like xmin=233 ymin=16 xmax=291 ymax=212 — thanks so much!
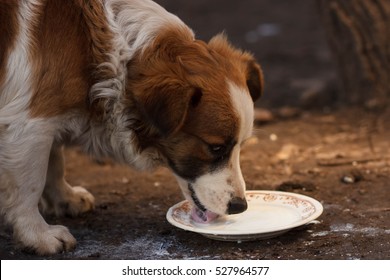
xmin=227 ymin=197 xmax=248 ymax=214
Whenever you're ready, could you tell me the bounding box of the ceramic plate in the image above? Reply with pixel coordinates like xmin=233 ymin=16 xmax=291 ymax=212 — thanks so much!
xmin=166 ymin=190 xmax=323 ymax=241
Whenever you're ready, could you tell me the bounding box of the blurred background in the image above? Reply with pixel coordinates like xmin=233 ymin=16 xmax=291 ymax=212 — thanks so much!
xmin=155 ymin=0 xmax=337 ymax=109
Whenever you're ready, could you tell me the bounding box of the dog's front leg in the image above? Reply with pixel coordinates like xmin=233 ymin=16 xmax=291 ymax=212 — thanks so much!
xmin=0 ymin=120 xmax=76 ymax=255
xmin=40 ymin=144 xmax=95 ymax=217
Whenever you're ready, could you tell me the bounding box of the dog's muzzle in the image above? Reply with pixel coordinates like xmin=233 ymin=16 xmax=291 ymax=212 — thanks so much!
xmin=188 ymin=183 xmax=248 ymax=223
xmin=227 ymin=197 xmax=248 ymax=214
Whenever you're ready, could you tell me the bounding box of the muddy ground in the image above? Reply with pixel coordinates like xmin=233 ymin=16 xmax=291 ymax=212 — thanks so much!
xmin=1 ymin=0 xmax=389 ymax=260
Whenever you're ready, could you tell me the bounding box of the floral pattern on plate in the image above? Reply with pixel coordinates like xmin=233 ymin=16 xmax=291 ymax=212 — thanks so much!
xmin=167 ymin=190 xmax=323 ymax=242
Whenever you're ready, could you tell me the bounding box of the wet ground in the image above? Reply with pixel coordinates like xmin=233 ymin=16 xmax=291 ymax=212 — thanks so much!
xmin=1 ymin=0 xmax=389 ymax=260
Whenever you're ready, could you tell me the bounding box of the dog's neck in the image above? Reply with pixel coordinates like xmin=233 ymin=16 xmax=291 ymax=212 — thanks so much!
xmin=58 ymin=106 xmax=164 ymax=171
xmin=88 ymin=0 xmax=193 ymax=110
xmin=66 ymin=0 xmax=192 ymax=169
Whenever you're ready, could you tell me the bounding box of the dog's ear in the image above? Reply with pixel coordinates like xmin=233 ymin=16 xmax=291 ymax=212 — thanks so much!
xmin=245 ymin=59 xmax=264 ymax=102
xmin=209 ymin=34 xmax=264 ymax=102
xmin=134 ymin=83 xmax=203 ymax=136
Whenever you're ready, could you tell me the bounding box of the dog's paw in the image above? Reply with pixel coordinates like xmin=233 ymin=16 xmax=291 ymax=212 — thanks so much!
xmin=40 ymin=185 xmax=95 ymax=217
xmin=16 ymin=224 xmax=77 ymax=255
xmin=63 ymin=186 xmax=95 ymax=216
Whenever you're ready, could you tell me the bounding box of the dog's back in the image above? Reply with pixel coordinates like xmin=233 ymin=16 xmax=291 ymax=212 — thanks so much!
xmin=0 ymin=0 xmax=109 ymax=118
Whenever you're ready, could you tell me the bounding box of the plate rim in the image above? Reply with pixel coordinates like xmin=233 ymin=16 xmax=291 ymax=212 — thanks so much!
xmin=166 ymin=190 xmax=323 ymax=237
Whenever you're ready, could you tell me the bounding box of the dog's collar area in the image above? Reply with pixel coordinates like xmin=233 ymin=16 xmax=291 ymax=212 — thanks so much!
xmin=188 ymin=183 xmax=207 ymax=212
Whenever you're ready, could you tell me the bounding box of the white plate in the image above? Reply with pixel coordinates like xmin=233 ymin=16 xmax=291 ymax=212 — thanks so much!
xmin=166 ymin=190 xmax=323 ymax=241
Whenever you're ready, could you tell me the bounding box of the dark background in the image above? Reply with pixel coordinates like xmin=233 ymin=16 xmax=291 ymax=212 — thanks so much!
xmin=156 ymin=0 xmax=337 ymax=109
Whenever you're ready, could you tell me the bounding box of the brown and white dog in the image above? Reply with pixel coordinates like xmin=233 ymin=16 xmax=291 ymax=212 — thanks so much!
xmin=0 ymin=0 xmax=263 ymax=255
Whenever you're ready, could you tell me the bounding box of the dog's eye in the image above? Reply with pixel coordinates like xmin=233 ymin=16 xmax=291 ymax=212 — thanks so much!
xmin=209 ymin=144 xmax=226 ymax=156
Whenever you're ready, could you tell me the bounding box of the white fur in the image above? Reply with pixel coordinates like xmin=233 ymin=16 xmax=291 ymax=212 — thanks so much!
xmin=0 ymin=1 xmax=39 ymax=123
xmin=228 ymin=81 xmax=255 ymax=143
xmin=0 ymin=115 xmax=79 ymax=255
xmin=185 ymin=147 xmax=245 ymax=215
xmin=0 ymin=0 xmax=40 ymax=198
xmin=109 ymin=0 xmax=189 ymax=54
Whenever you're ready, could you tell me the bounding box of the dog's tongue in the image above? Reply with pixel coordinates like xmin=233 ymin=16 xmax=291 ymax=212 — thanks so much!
xmin=191 ymin=207 xmax=219 ymax=224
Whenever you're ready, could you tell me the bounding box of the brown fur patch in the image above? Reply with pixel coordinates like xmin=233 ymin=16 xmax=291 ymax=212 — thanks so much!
xmin=126 ymin=28 xmax=247 ymax=140
xmin=28 ymin=0 xmax=113 ymax=118
xmin=125 ymin=27 xmax=261 ymax=179
xmin=208 ymin=34 xmax=264 ymax=101
xmin=0 ymin=1 xmax=19 ymax=88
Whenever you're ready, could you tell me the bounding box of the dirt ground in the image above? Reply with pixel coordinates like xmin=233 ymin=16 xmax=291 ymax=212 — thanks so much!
xmin=1 ymin=108 xmax=389 ymax=260
xmin=1 ymin=0 xmax=389 ymax=260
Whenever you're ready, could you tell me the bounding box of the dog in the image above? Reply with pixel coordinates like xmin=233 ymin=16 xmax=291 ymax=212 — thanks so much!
xmin=0 ymin=0 xmax=263 ymax=255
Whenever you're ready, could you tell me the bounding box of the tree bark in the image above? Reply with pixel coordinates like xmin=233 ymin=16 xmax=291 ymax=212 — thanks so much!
xmin=319 ymin=0 xmax=390 ymax=107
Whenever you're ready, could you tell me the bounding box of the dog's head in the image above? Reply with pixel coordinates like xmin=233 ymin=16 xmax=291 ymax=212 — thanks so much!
xmin=127 ymin=30 xmax=263 ymax=222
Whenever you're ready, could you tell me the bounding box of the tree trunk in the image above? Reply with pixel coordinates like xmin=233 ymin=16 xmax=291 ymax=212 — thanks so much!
xmin=319 ymin=0 xmax=390 ymax=107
